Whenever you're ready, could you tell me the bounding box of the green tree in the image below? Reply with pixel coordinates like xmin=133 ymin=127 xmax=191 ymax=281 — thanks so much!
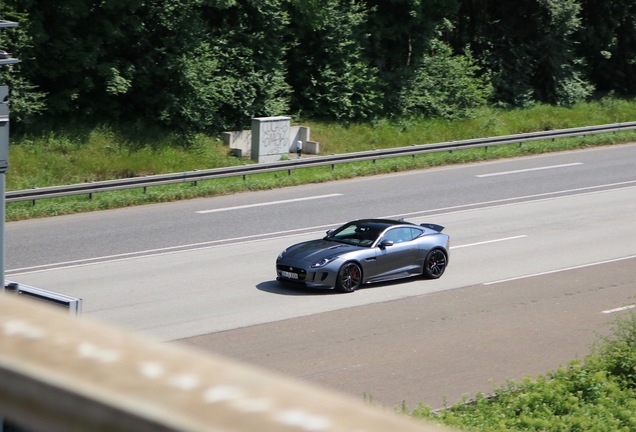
xmin=578 ymin=0 xmax=636 ymax=95
xmin=365 ymin=0 xmax=460 ymax=72
xmin=8 ymin=0 xmax=290 ymax=133
xmin=189 ymin=0 xmax=291 ymax=131
xmin=9 ymin=0 xmax=631 ymax=131
xmin=0 ymin=2 xmax=46 ymax=124
xmin=15 ymin=0 xmax=139 ymax=117
xmin=453 ymin=0 xmax=593 ymax=106
xmin=533 ymin=0 xmax=594 ymax=105
xmin=96 ymin=0 xmax=289 ymax=132
xmin=397 ymin=36 xmax=491 ymax=119
xmin=364 ymin=0 xmax=461 ymax=112
xmin=286 ymin=0 xmax=382 ymax=121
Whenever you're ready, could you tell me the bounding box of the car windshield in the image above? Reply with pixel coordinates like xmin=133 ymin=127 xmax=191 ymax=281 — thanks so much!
xmin=325 ymin=222 xmax=383 ymax=247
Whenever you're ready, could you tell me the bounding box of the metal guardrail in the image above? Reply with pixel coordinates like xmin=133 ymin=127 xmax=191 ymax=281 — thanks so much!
xmin=7 ymin=121 xmax=636 ymax=203
xmin=4 ymin=280 xmax=82 ymax=315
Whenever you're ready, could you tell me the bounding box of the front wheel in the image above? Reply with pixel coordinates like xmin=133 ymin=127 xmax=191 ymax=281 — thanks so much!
xmin=423 ymin=249 xmax=447 ymax=279
xmin=335 ymin=262 xmax=362 ymax=293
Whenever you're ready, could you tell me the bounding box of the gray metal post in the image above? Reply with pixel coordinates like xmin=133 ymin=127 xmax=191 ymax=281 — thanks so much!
xmin=0 ymin=85 xmax=8 ymax=295
xmin=1 ymin=20 xmax=19 ymax=432
xmin=1 ymin=19 xmax=19 ymax=295
xmin=0 ymin=171 xmax=4 ymax=295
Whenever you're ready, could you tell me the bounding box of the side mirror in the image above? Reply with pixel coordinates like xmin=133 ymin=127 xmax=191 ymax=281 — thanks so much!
xmin=379 ymin=240 xmax=394 ymax=248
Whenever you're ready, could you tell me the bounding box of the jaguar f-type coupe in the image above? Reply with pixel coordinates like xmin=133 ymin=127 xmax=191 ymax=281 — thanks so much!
xmin=276 ymin=218 xmax=449 ymax=293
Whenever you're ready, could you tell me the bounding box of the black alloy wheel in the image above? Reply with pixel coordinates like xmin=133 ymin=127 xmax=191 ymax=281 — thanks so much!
xmin=336 ymin=262 xmax=362 ymax=293
xmin=423 ymin=249 xmax=447 ymax=279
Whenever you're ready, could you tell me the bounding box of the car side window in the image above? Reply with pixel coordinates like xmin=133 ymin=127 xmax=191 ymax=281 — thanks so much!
xmin=382 ymin=227 xmax=414 ymax=243
xmin=409 ymin=227 xmax=424 ymax=240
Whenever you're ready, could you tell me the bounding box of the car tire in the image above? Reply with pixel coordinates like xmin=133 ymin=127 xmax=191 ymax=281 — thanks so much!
xmin=335 ymin=262 xmax=362 ymax=293
xmin=423 ymin=249 xmax=447 ymax=279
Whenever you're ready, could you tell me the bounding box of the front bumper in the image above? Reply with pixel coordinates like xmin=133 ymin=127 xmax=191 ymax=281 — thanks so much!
xmin=276 ymin=263 xmax=338 ymax=289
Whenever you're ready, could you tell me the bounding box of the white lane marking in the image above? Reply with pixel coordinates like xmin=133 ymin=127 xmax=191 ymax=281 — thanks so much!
xmin=476 ymin=163 xmax=583 ymax=178
xmin=385 ymin=181 xmax=636 ymax=220
xmin=452 ymin=235 xmax=527 ymax=249
xmin=484 ymin=255 xmax=636 ymax=285
xmin=6 ymin=226 xmax=336 ymax=275
xmin=6 ymin=233 xmax=315 ymax=275
xmin=8 ymin=233 xmax=523 ymax=276
xmin=603 ymin=305 xmax=636 ymax=314
xmin=9 ymin=181 xmax=636 ymax=275
xmin=196 ymin=194 xmax=343 ymax=214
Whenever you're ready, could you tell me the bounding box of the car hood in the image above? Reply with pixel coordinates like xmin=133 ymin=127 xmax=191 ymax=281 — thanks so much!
xmin=283 ymin=239 xmax=362 ymax=263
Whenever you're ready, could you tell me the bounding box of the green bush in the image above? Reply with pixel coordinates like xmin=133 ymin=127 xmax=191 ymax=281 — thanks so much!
xmin=413 ymin=314 xmax=636 ymax=432
xmin=587 ymin=313 xmax=636 ymax=390
xmin=398 ymin=38 xmax=492 ymax=120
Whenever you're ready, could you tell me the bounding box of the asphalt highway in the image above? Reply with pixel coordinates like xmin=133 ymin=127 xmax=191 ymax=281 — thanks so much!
xmin=7 ymin=142 xmax=636 ymax=269
xmin=179 ymin=258 xmax=635 ymax=409
xmin=5 ymin=142 xmax=636 ymax=409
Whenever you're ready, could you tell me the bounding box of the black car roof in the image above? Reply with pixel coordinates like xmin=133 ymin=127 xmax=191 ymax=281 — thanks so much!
xmin=351 ymin=219 xmax=416 ymax=229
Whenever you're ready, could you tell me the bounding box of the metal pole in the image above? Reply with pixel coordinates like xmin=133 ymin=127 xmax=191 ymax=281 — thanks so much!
xmin=0 ymin=86 xmax=8 ymax=432
xmin=0 ymin=172 xmax=4 ymax=294
xmin=0 ymin=19 xmax=20 ymax=295
xmin=0 ymin=86 xmax=8 ymax=295
xmin=1 ymin=21 xmax=20 ymax=432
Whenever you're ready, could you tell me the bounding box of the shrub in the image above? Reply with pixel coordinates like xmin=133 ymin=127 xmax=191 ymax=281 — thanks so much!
xmin=398 ymin=38 xmax=492 ymax=120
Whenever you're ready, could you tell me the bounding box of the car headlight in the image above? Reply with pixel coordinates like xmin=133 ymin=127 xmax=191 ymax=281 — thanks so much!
xmin=311 ymin=256 xmax=338 ymax=268
xmin=277 ymin=249 xmax=288 ymax=260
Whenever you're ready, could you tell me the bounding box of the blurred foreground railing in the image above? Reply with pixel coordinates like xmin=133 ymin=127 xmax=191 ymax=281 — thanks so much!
xmin=0 ymin=294 xmax=451 ymax=432
xmin=6 ymin=121 xmax=636 ymax=203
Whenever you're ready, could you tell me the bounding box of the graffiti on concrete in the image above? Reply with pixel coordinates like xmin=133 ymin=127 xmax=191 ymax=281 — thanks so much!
xmin=261 ymin=120 xmax=290 ymax=152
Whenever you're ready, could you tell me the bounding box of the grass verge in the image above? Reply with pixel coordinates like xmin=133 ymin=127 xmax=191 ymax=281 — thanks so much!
xmin=6 ymin=99 xmax=636 ymax=221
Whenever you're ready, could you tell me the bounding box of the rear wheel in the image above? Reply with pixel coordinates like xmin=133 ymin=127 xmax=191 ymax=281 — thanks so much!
xmin=336 ymin=262 xmax=362 ymax=293
xmin=423 ymin=249 xmax=447 ymax=279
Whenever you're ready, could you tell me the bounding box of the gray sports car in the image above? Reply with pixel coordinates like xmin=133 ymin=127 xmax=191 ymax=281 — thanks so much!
xmin=276 ymin=218 xmax=449 ymax=293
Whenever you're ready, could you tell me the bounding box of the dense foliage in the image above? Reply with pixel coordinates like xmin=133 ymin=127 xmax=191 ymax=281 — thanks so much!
xmin=1 ymin=0 xmax=635 ymax=133
xmin=413 ymin=314 xmax=636 ymax=431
